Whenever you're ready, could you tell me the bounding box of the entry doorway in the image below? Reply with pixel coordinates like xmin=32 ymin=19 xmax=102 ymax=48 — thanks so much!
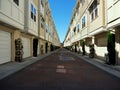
xmin=45 ymin=42 xmax=48 ymax=53
xmin=33 ymin=39 xmax=38 ymax=57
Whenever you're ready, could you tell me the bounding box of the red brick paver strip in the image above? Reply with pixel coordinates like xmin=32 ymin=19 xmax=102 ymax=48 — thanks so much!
xmin=0 ymin=49 xmax=120 ymax=90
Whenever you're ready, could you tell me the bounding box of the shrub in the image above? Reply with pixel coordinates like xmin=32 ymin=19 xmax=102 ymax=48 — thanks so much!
xmin=107 ymin=31 xmax=115 ymax=65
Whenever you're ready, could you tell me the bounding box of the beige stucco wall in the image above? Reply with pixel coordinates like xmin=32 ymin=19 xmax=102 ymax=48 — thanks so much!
xmin=33 ymin=0 xmax=38 ymax=6
xmin=39 ymin=39 xmax=46 ymax=54
xmin=79 ymin=0 xmax=88 ymax=18
xmin=40 ymin=27 xmax=45 ymax=39
xmin=94 ymin=32 xmax=107 ymax=60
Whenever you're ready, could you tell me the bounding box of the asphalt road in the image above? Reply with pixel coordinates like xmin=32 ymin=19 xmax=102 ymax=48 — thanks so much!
xmin=0 ymin=48 xmax=120 ymax=90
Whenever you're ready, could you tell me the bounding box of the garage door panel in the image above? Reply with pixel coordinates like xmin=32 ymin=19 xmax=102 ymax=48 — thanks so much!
xmin=0 ymin=42 xmax=11 ymax=46
xmin=0 ymin=58 xmax=10 ymax=64
xmin=22 ymin=37 xmax=30 ymax=58
xmin=0 ymin=30 xmax=11 ymax=64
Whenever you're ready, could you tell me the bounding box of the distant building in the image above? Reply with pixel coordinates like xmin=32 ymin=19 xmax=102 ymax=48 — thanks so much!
xmin=60 ymin=43 xmax=63 ymax=48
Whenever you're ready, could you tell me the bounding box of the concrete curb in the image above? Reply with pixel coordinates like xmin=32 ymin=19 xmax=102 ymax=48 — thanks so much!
xmin=70 ymin=51 xmax=120 ymax=78
xmin=0 ymin=49 xmax=59 ymax=80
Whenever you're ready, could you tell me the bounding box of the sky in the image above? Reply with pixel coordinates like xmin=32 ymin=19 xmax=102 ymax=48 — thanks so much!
xmin=48 ymin=0 xmax=76 ymax=43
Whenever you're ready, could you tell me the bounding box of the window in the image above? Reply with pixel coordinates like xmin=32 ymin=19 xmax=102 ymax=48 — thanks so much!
xmin=31 ymin=4 xmax=34 ymax=19
xmin=13 ymin=0 xmax=19 ymax=6
xmin=81 ymin=0 xmax=85 ymax=6
xmin=41 ymin=17 xmax=44 ymax=28
xmin=77 ymin=24 xmax=80 ymax=32
xmin=91 ymin=7 xmax=98 ymax=21
xmin=31 ymin=4 xmax=36 ymax=22
xmin=74 ymin=27 xmax=76 ymax=35
xmin=91 ymin=12 xmax=94 ymax=20
xmin=41 ymin=0 xmax=44 ymax=7
xmin=31 ymin=12 xmax=34 ymax=19
xmin=82 ymin=16 xmax=86 ymax=28
xmin=34 ymin=8 xmax=36 ymax=21
xmin=95 ymin=8 xmax=98 ymax=17
xmin=46 ymin=24 xmax=49 ymax=32
xmin=89 ymin=0 xmax=98 ymax=21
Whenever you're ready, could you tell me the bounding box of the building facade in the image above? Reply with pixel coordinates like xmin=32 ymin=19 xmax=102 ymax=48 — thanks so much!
xmin=0 ymin=0 xmax=60 ymax=64
xmin=107 ymin=0 xmax=120 ymax=64
xmin=64 ymin=0 xmax=120 ymax=64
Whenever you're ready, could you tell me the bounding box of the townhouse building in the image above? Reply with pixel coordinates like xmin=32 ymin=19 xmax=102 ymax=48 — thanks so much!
xmin=0 ymin=0 xmax=60 ymax=64
xmin=45 ymin=2 xmax=53 ymax=53
xmin=87 ymin=0 xmax=107 ymax=60
xmin=38 ymin=0 xmax=46 ymax=54
xmin=107 ymin=0 xmax=120 ymax=64
xmin=0 ymin=0 xmax=25 ymax=64
xmin=45 ymin=0 xmax=60 ymax=53
xmin=23 ymin=0 xmax=39 ymax=58
xmin=64 ymin=0 xmax=112 ymax=63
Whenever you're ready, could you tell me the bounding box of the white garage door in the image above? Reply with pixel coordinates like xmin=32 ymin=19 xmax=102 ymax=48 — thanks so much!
xmin=22 ymin=37 xmax=30 ymax=58
xmin=0 ymin=30 xmax=11 ymax=64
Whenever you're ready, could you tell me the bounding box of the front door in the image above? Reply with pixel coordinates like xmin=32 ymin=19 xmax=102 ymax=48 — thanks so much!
xmin=33 ymin=39 xmax=38 ymax=57
xmin=45 ymin=42 xmax=48 ymax=53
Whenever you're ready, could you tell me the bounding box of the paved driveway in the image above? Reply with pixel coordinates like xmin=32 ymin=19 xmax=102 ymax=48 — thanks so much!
xmin=0 ymin=49 xmax=120 ymax=90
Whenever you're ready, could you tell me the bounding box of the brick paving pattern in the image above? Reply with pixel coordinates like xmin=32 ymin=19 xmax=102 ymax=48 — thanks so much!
xmin=0 ymin=49 xmax=120 ymax=90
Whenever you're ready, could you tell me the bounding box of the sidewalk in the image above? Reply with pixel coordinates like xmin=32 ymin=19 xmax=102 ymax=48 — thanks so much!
xmin=0 ymin=50 xmax=58 ymax=80
xmin=70 ymin=51 xmax=120 ymax=78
